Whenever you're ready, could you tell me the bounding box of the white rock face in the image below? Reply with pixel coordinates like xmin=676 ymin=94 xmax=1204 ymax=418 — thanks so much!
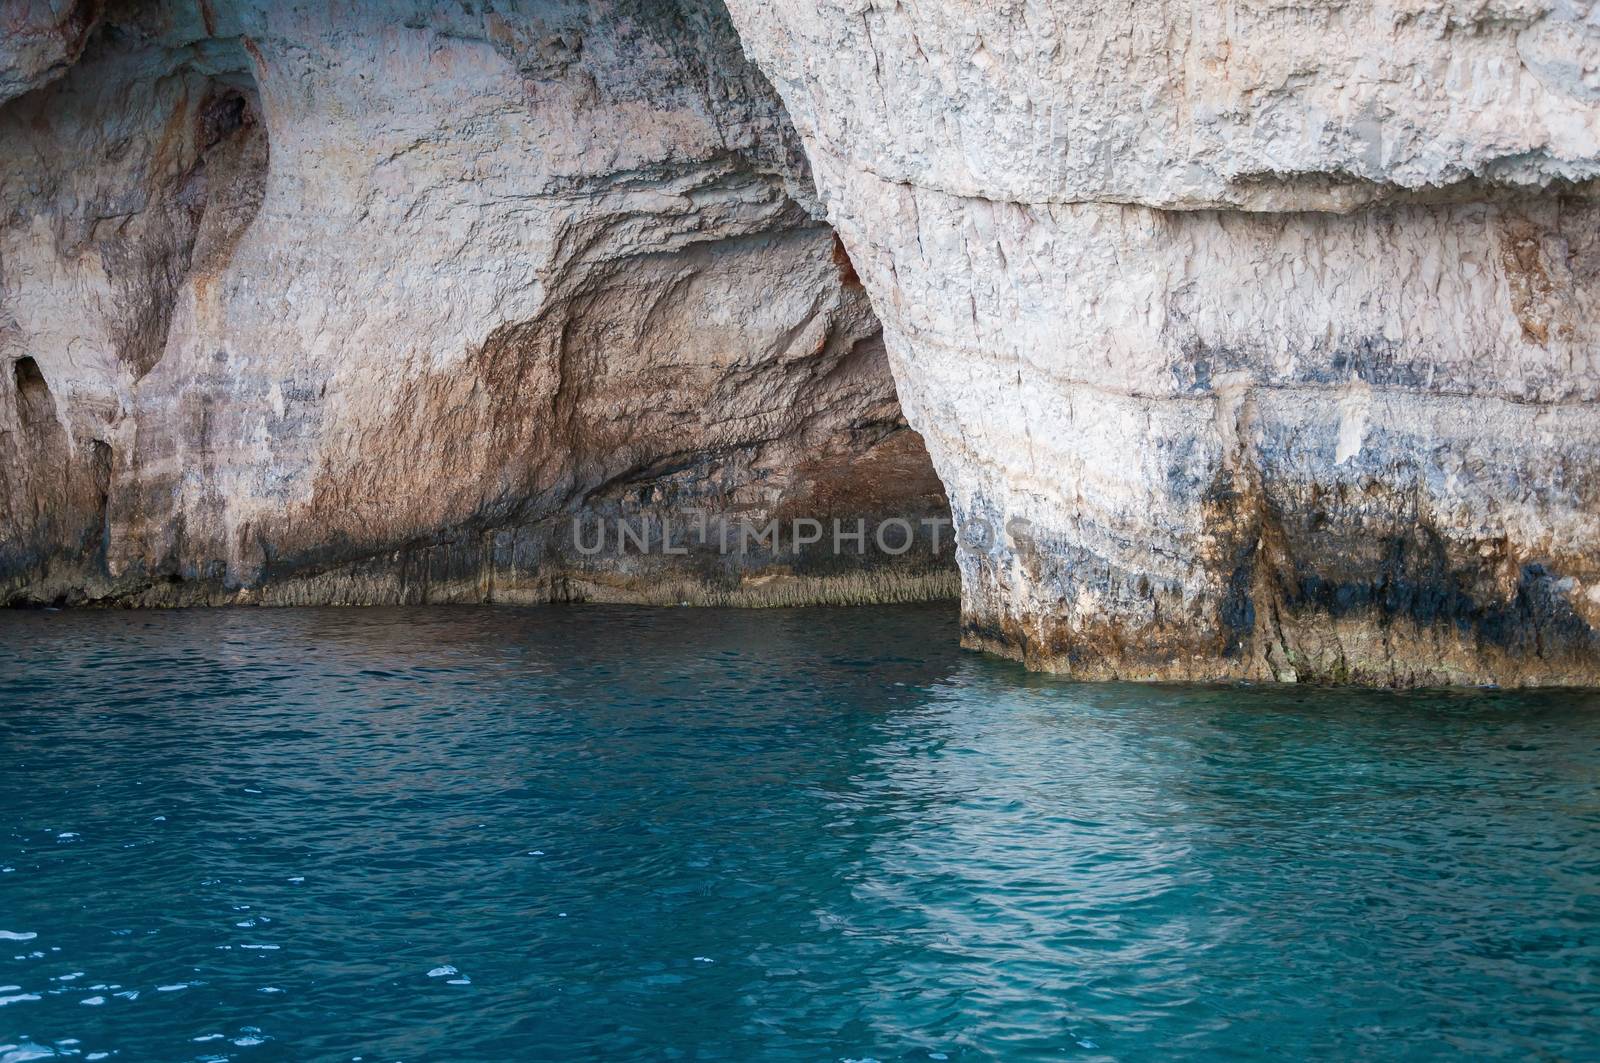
xmin=6 ymin=0 xmax=1596 ymax=683
xmin=0 ymin=0 xmax=952 ymax=606
xmin=729 ymin=0 xmax=1600 ymax=210
xmin=726 ymin=0 xmax=1600 ymax=682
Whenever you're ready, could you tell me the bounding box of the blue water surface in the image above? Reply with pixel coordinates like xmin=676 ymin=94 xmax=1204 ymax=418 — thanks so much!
xmin=1 ymin=604 xmax=1597 ymax=1061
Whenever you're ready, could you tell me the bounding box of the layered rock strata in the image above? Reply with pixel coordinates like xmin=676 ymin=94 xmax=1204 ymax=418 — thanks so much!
xmin=0 ymin=0 xmax=953 ymax=607
xmin=726 ymin=0 xmax=1600 ymax=683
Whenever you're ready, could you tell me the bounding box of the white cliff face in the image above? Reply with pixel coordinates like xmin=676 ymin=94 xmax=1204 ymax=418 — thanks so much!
xmin=0 ymin=0 xmax=951 ymax=606
xmin=5 ymin=0 xmax=1596 ymax=684
xmin=726 ymin=0 xmax=1600 ymax=210
xmin=726 ymin=0 xmax=1600 ymax=683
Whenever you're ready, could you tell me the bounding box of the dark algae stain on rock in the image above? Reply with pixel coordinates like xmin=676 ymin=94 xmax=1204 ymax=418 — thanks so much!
xmin=957 ymin=421 xmax=1600 ymax=687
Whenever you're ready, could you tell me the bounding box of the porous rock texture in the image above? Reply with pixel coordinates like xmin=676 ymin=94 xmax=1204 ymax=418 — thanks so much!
xmin=0 ymin=0 xmax=953 ymax=607
xmin=725 ymin=0 xmax=1600 ymax=683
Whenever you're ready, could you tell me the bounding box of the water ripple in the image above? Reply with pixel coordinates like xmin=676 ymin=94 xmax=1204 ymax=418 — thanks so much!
xmin=1 ymin=605 xmax=1597 ymax=1060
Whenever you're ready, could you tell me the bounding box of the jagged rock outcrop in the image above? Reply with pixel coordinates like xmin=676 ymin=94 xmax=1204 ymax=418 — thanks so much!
xmin=0 ymin=0 xmax=952 ymax=607
xmin=725 ymin=0 xmax=1600 ymax=683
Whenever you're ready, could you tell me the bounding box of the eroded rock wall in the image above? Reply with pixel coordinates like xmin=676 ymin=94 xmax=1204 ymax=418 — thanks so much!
xmin=726 ymin=0 xmax=1600 ymax=683
xmin=0 ymin=0 xmax=953 ymax=607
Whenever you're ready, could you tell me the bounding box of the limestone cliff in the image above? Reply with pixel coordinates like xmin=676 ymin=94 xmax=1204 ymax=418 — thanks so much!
xmin=724 ymin=0 xmax=1600 ymax=684
xmin=6 ymin=0 xmax=1598 ymax=687
xmin=0 ymin=0 xmax=952 ymax=607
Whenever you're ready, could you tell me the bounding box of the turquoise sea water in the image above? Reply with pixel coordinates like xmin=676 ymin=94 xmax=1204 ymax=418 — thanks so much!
xmin=1 ymin=604 xmax=1597 ymax=1062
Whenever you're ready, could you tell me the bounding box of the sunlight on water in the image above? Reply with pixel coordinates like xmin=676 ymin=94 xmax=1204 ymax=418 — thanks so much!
xmin=1 ymin=605 xmax=1597 ymax=1060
